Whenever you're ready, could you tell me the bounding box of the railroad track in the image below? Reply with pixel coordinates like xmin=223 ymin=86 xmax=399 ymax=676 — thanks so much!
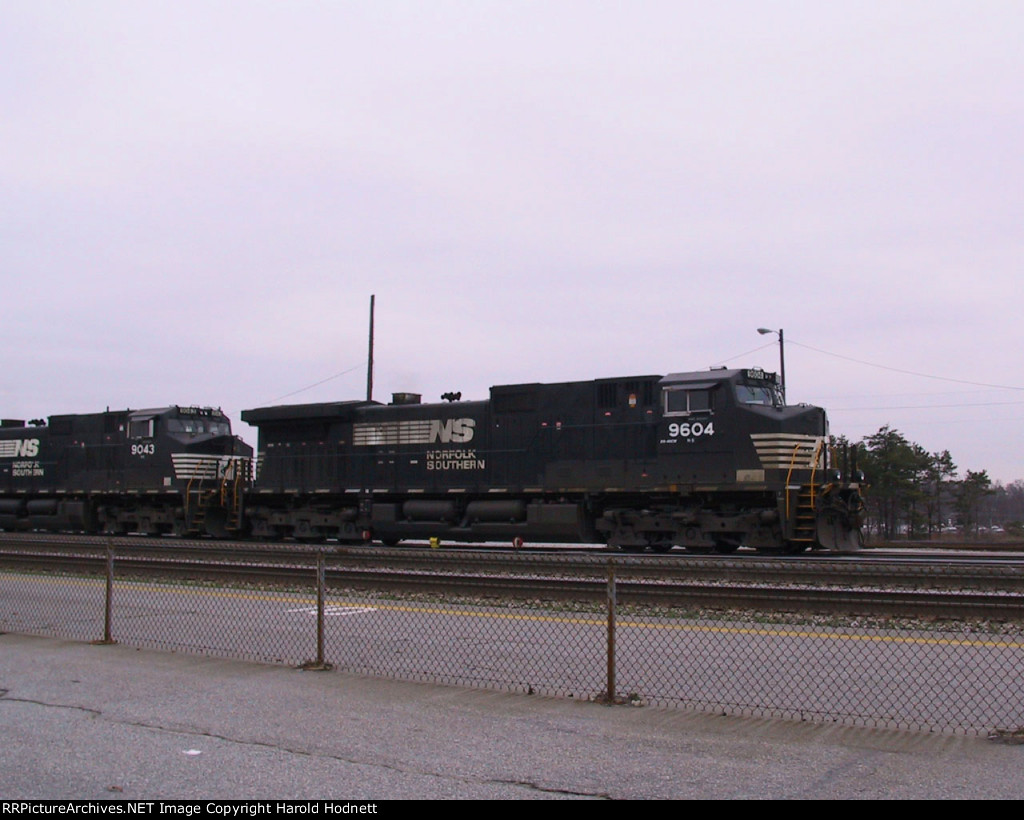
xmin=3 ymin=534 xmax=1024 ymax=620
xmin=4 ymin=532 xmax=1024 ymax=584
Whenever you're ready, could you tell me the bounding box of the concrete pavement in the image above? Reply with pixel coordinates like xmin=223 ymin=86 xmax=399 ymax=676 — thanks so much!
xmin=2 ymin=632 xmax=1023 ymax=799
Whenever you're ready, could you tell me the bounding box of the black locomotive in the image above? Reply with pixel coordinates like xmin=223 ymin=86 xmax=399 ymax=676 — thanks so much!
xmin=241 ymin=367 xmax=864 ymax=552
xmin=0 ymin=405 xmax=252 ymax=536
xmin=0 ymin=369 xmax=864 ymax=551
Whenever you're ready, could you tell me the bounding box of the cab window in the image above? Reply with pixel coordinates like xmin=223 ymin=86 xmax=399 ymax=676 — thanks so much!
xmin=664 ymin=387 xmax=714 ymax=416
xmin=129 ymin=417 xmax=155 ymax=438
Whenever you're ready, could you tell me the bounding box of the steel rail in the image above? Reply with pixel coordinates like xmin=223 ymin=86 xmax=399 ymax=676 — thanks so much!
xmin=3 ymin=534 xmax=1024 ymax=591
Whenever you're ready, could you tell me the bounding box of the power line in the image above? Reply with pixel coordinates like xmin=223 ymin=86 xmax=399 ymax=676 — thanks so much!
xmin=710 ymin=341 xmax=778 ymax=367
xmin=786 ymin=340 xmax=1024 ymax=392
xmin=829 ymin=399 xmax=1024 ymax=411
xmin=717 ymin=336 xmax=1024 ymax=392
xmin=259 ymin=363 xmax=365 ymax=405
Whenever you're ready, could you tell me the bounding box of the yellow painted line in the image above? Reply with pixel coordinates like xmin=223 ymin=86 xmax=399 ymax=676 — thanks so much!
xmin=614 ymin=620 xmax=1024 ymax=649
xmin=1 ymin=573 xmax=107 ymax=588
xmin=334 ymin=603 xmax=1024 ymax=650
xmin=5 ymin=572 xmax=1024 ymax=649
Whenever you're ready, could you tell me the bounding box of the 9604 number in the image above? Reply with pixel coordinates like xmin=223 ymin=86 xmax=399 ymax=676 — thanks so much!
xmin=667 ymin=421 xmax=715 ymax=438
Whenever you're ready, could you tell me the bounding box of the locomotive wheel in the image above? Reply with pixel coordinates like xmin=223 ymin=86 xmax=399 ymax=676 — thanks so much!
xmin=713 ymin=539 xmax=740 ymax=555
xmin=380 ymin=538 xmax=401 ymax=547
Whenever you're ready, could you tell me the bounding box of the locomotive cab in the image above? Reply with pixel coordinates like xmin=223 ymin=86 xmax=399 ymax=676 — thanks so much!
xmin=597 ymin=367 xmax=863 ymax=553
xmin=656 ymin=368 xmax=825 ymax=484
xmin=124 ymin=406 xmax=251 ymax=487
xmin=123 ymin=406 xmax=253 ymax=536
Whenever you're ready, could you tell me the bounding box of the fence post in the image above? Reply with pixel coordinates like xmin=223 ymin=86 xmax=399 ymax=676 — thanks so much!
xmin=93 ymin=538 xmax=117 ymax=645
xmin=301 ymin=549 xmax=332 ymax=670
xmin=606 ymin=558 xmax=616 ymax=703
xmin=316 ymin=549 xmax=326 ymax=665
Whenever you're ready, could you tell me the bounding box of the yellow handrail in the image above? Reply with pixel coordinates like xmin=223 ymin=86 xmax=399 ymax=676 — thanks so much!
xmin=184 ymin=457 xmax=219 ymax=528
xmin=783 ymin=438 xmax=825 ymax=520
xmin=183 ymin=457 xmax=251 ymax=533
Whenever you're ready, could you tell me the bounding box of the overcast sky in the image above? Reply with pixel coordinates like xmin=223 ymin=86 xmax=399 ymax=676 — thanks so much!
xmin=3 ymin=1 xmax=1023 ymax=482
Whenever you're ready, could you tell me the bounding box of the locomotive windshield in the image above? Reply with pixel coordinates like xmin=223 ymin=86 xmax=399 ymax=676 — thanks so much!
xmin=167 ymin=418 xmax=231 ymax=436
xmin=736 ymin=383 xmax=783 ymax=407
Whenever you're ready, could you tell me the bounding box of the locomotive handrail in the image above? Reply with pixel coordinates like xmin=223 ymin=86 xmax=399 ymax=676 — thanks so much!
xmin=223 ymin=459 xmax=250 ymax=530
xmin=184 ymin=468 xmax=209 ymax=525
xmin=182 ymin=456 xmax=248 ymax=535
xmin=784 ymin=447 xmax=798 ymax=520
xmin=184 ymin=457 xmax=219 ymax=518
xmin=783 ymin=437 xmax=826 ymax=527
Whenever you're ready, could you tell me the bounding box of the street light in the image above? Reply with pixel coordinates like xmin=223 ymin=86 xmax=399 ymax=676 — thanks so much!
xmin=757 ymin=327 xmax=786 ymax=402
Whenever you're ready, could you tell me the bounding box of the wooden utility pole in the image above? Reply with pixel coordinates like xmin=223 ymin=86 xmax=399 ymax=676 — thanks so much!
xmin=366 ymin=295 xmax=375 ymax=401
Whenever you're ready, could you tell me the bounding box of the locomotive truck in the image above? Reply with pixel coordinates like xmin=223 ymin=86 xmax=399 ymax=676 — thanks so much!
xmin=241 ymin=367 xmax=864 ymax=552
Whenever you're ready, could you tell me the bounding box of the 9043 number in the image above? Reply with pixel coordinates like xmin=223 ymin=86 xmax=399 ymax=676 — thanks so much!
xmin=131 ymin=443 xmax=155 ymax=456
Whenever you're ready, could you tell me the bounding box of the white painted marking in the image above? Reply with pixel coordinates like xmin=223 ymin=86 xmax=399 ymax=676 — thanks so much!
xmin=286 ymin=605 xmax=377 ymax=617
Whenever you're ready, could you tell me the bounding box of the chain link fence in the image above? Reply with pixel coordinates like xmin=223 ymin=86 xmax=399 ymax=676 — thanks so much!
xmin=2 ymin=539 xmax=1024 ymax=735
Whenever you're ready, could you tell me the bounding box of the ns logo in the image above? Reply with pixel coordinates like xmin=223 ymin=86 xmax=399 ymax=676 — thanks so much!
xmin=429 ymin=418 xmax=475 ymax=444
xmin=1 ymin=438 xmax=40 ymax=458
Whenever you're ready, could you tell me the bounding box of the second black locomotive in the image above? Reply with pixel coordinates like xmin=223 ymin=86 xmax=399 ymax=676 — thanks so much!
xmin=241 ymin=367 xmax=864 ymax=552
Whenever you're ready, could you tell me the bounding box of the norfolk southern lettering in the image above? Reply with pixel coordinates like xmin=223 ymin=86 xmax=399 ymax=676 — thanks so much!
xmin=351 ymin=417 xmax=484 ymax=469
xmin=426 ymin=449 xmax=485 ymax=471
